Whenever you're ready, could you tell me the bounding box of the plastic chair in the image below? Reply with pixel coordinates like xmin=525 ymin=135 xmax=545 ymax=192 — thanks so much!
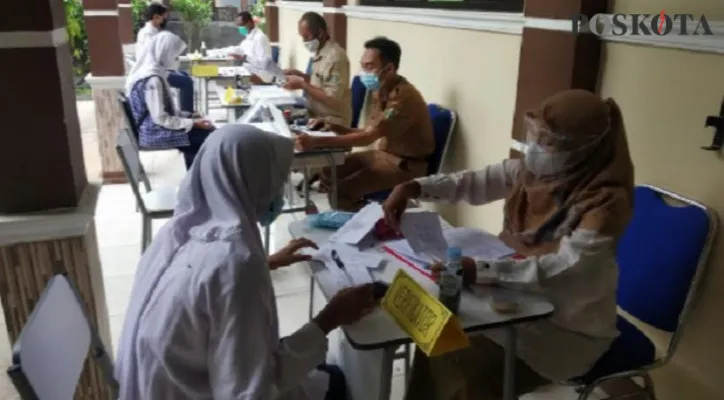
xmin=118 ymin=92 xmax=142 ymax=142
xmin=571 ymin=185 xmax=718 ymax=400
xmin=116 ymin=128 xmax=177 ymax=253
xmin=364 ymin=103 xmax=457 ymax=203
xmin=6 ymin=274 xmax=118 ymax=399
xmin=350 ymin=75 xmax=367 ymax=129
xmin=271 ymin=45 xmax=280 ymax=64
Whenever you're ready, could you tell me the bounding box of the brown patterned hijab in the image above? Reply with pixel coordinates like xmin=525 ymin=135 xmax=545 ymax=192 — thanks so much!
xmin=500 ymin=90 xmax=635 ymax=256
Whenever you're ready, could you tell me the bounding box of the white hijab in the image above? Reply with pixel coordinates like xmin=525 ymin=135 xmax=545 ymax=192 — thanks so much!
xmin=125 ymin=30 xmax=187 ymax=94
xmin=114 ymin=124 xmax=294 ymax=392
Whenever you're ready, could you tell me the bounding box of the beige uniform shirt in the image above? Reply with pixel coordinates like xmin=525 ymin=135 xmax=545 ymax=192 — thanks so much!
xmin=366 ymin=76 xmax=434 ymax=160
xmin=308 ymin=40 xmax=352 ymax=127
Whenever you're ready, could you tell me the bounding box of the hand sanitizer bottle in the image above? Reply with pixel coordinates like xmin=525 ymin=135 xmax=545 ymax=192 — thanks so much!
xmin=200 ymin=41 xmax=207 ymax=57
xmin=439 ymin=247 xmax=463 ymax=314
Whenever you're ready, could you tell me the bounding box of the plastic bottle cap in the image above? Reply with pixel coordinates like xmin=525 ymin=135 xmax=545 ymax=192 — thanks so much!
xmin=446 ymin=247 xmax=463 ymax=260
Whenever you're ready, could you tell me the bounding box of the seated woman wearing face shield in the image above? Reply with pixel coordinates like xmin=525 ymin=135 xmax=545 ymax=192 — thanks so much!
xmin=382 ymin=89 xmax=635 ymax=399
xmin=125 ymin=31 xmax=215 ymax=170
xmin=114 ymin=124 xmax=376 ymax=400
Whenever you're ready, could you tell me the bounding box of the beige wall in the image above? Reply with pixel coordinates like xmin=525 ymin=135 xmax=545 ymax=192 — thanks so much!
xmin=278 ymin=4 xmax=724 ymax=398
xmin=278 ymin=9 xmax=315 ymax=74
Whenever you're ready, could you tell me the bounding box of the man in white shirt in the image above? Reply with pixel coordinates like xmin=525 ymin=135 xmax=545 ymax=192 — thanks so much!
xmin=135 ymin=3 xmax=195 ymax=113
xmin=230 ymin=11 xmax=271 ymax=65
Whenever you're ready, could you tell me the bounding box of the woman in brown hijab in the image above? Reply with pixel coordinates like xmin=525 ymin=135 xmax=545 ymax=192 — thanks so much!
xmin=382 ymin=89 xmax=634 ymax=399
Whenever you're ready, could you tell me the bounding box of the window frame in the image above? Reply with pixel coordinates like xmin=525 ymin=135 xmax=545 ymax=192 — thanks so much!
xmin=357 ymin=0 xmax=523 ymax=11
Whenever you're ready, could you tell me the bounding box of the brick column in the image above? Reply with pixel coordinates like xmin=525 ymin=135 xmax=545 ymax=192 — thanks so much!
xmin=118 ymin=0 xmax=135 ymax=56
xmin=83 ymin=0 xmax=128 ymax=183
xmin=323 ymin=0 xmax=347 ymax=49
xmin=509 ymin=0 xmax=607 ymax=158
xmin=0 ymin=1 xmax=113 ymax=398
xmin=265 ymin=0 xmax=279 ymax=42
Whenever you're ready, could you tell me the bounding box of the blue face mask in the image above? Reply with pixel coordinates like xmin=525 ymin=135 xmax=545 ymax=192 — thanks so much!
xmin=238 ymin=26 xmax=249 ymax=36
xmin=259 ymin=192 xmax=284 ymax=227
xmin=359 ymin=72 xmax=380 ymax=91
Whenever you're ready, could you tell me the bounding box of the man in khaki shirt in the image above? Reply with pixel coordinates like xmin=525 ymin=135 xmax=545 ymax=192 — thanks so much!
xmin=295 ymin=37 xmax=434 ymax=211
xmin=283 ymin=12 xmax=351 ymax=127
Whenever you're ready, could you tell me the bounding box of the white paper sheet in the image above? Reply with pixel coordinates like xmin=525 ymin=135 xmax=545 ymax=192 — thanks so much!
xmin=399 ymin=211 xmax=448 ymax=261
xmin=244 ymin=57 xmax=285 ymax=82
xmin=329 ymin=203 xmax=383 ymax=246
xmin=314 ymin=243 xmax=385 ymax=270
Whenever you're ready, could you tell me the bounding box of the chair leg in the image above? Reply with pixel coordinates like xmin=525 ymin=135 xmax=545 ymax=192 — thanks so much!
xmin=141 ymin=216 xmax=151 ymax=253
xmin=403 ymin=344 xmax=411 ymax=384
xmin=576 ymin=384 xmax=597 ymax=400
xmin=308 ymin=275 xmax=315 ymax=320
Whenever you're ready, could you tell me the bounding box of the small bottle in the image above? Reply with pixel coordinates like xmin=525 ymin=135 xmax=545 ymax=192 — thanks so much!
xmin=235 ymin=74 xmax=243 ymax=89
xmin=438 ymin=247 xmax=464 ymax=314
xmin=200 ymin=41 xmax=207 ymax=57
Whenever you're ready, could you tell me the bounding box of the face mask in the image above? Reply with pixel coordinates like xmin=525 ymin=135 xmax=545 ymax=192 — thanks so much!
xmin=304 ymin=39 xmax=320 ymax=53
xmin=159 ymin=18 xmax=168 ymax=30
xmin=524 ymin=143 xmax=569 ymax=177
xmin=259 ymin=192 xmax=285 ymax=227
xmin=238 ymin=26 xmax=249 ymax=36
xmin=359 ymin=72 xmax=381 ymax=91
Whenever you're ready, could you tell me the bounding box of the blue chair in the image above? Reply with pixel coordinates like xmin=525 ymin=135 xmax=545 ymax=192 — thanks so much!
xmin=571 ymin=185 xmax=718 ymax=400
xmin=363 ymin=103 xmax=457 ymax=203
xmin=271 ymin=45 xmax=280 ymax=64
xmin=350 ymin=75 xmax=366 ymax=129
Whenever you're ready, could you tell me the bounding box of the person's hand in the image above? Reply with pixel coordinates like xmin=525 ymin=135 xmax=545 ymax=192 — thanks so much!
xmin=323 ymin=121 xmax=349 ymax=135
xmin=230 ymin=53 xmax=246 ymax=62
xmin=430 ymin=257 xmax=477 ymax=287
xmin=193 ymin=119 xmax=214 ymax=130
xmin=268 ymin=238 xmax=318 ymax=269
xmin=382 ymin=181 xmax=422 ymax=231
xmin=283 ymin=68 xmax=304 ymax=77
xmin=307 ymin=118 xmax=324 ymax=130
xmin=313 ymin=284 xmax=376 ymax=334
xmin=191 ymin=112 xmax=202 ymax=119
xmin=294 ymin=133 xmax=319 ymax=151
xmin=282 ymin=75 xmax=306 ymax=91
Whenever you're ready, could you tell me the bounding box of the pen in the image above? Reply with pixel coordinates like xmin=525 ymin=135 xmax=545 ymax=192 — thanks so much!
xmin=330 ymin=250 xmax=353 ymax=283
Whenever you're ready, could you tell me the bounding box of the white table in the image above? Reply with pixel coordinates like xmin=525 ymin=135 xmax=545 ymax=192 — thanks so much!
xmin=288 ymin=219 xmax=555 ymax=400
xmin=194 ymin=66 xmax=252 ymax=116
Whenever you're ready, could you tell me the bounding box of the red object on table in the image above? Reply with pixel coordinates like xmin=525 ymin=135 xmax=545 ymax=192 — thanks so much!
xmin=382 ymin=246 xmax=434 ymax=280
xmin=373 ymin=219 xmax=403 ymax=241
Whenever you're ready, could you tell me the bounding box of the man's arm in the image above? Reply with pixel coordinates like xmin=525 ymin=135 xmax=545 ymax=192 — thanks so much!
xmin=303 ymin=59 xmax=350 ymax=109
xmin=309 ymin=126 xmax=381 ymax=148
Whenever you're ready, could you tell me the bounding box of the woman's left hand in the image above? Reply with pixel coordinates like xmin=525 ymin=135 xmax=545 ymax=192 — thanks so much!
xmin=268 ymin=238 xmax=319 ymax=270
xmin=430 ymin=257 xmax=477 ymax=287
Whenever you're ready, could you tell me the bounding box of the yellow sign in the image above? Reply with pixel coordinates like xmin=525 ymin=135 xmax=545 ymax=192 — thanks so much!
xmin=381 ymin=269 xmax=470 ymax=357
xmin=191 ymin=64 xmax=219 ymax=77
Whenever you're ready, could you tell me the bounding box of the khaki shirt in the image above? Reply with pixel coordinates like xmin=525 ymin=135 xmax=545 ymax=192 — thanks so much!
xmin=366 ymin=76 xmax=434 ymax=160
xmin=308 ymin=40 xmax=352 ymax=126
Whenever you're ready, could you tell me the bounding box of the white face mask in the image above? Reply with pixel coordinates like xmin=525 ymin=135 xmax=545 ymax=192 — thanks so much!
xmin=304 ymin=39 xmax=320 ymax=53
xmin=524 ymin=143 xmax=570 ymax=177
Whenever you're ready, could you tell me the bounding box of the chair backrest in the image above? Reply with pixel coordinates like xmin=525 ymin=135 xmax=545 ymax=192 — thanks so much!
xmin=616 ymin=185 xmax=717 ymax=360
xmin=426 ymin=104 xmax=457 ymax=176
xmin=116 ymin=128 xmax=153 ymax=210
xmin=350 ymin=75 xmax=367 ymax=129
xmin=6 ymin=275 xmax=117 ymax=399
xmin=271 ymin=45 xmax=280 ymax=64
xmin=117 ymin=92 xmax=142 ymax=141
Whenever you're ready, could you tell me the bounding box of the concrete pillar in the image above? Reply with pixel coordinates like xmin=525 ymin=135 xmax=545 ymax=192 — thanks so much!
xmin=323 ymin=0 xmax=347 ymax=49
xmin=82 ymin=0 xmax=128 ymax=183
xmin=0 ymin=0 xmax=112 ymax=397
xmin=118 ymin=0 xmax=136 ymax=56
xmin=509 ymin=0 xmax=607 ymax=158
xmin=265 ymin=0 xmax=279 ymax=42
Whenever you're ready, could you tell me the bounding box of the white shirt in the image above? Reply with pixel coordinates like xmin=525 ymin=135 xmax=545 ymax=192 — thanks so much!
xmin=136 ymin=22 xmax=160 ymax=57
xmin=143 ymin=76 xmax=193 ymax=132
xmin=236 ymin=27 xmax=271 ymax=64
xmin=416 ymin=159 xmax=619 ymax=381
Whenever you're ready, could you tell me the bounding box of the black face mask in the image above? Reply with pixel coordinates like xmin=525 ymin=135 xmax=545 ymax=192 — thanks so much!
xmin=159 ymin=18 xmax=168 ymax=30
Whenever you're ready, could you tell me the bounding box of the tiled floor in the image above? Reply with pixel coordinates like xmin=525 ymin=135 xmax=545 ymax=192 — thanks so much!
xmin=0 ymin=101 xmax=597 ymax=399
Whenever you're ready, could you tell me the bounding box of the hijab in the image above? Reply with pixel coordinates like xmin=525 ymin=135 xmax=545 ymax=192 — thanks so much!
xmin=115 ymin=124 xmax=295 ymax=390
xmin=125 ymin=31 xmax=187 ymax=94
xmin=501 ymin=89 xmax=635 ymax=256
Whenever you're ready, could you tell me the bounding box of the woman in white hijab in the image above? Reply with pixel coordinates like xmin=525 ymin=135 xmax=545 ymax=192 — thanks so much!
xmin=115 ymin=124 xmax=375 ymax=399
xmin=125 ymin=31 xmax=215 ymax=169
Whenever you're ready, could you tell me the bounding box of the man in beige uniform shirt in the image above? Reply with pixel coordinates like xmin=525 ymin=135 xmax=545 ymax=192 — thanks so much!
xmin=283 ymin=12 xmax=351 ymax=127
xmin=295 ymin=37 xmax=434 ymax=211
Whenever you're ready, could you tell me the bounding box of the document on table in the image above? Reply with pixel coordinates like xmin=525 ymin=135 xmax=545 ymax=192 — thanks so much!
xmin=244 ymin=57 xmax=285 ymax=82
xmin=313 ymin=244 xmax=377 ymax=295
xmin=291 ymin=127 xmax=337 ymax=137
xmin=330 ymin=203 xmax=383 ymax=246
xmin=399 ymin=211 xmax=448 ymax=261
xmin=313 ymin=243 xmax=385 ymax=270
